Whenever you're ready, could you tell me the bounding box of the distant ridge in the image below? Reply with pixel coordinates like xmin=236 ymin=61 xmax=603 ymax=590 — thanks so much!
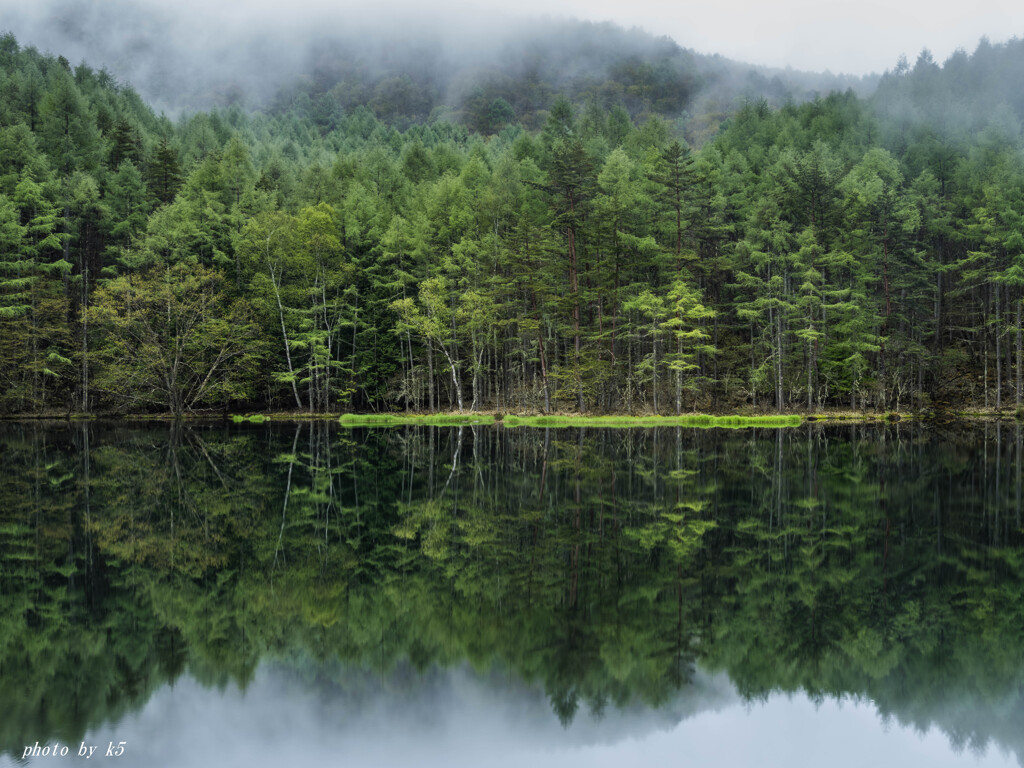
xmin=4 ymin=0 xmax=876 ymax=141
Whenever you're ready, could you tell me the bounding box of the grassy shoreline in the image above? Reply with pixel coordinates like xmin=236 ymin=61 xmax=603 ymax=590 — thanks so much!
xmin=500 ymin=414 xmax=804 ymax=428
xmin=5 ymin=409 xmax=1013 ymax=426
xmin=337 ymin=413 xmax=496 ymax=426
xmin=339 ymin=410 xmax=921 ymax=428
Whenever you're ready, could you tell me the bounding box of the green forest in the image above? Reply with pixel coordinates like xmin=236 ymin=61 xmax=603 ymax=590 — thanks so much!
xmin=5 ymin=30 xmax=1024 ymax=416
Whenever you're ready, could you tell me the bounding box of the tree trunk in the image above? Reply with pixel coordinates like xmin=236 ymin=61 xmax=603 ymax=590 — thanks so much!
xmin=807 ymin=340 xmax=813 ymax=410
xmin=651 ymin=318 xmax=658 ymax=414
xmin=437 ymin=342 xmax=463 ymax=412
xmin=269 ymin=264 xmax=302 ymax=410
xmin=996 ymin=284 xmax=1002 ymax=412
xmin=349 ymin=287 xmax=359 ymax=407
xmin=471 ymin=333 xmax=479 ymax=411
xmin=427 ymin=342 xmax=435 ymax=412
xmin=1017 ymin=296 xmax=1021 ymax=409
xmin=538 ymin=328 xmax=551 ymax=414
xmin=776 ymin=307 xmax=784 ymax=413
xmin=81 ymin=255 xmax=89 ymax=413
xmin=569 ymin=223 xmax=583 ymax=412
xmin=676 ymin=332 xmax=682 ymax=415
xmin=403 ymin=331 xmax=411 ymax=415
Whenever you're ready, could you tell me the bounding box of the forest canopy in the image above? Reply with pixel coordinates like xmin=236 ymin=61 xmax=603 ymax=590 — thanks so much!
xmin=2 ymin=28 xmax=1024 ymax=415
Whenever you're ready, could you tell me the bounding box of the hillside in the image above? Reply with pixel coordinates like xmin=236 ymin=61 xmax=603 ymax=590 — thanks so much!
xmin=4 ymin=1 xmax=875 ymax=143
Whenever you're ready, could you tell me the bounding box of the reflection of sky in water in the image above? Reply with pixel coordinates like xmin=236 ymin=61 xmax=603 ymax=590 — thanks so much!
xmin=5 ymin=664 xmax=1018 ymax=768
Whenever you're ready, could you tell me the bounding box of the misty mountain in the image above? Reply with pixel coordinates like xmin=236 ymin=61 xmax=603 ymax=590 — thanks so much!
xmin=874 ymin=36 xmax=1024 ymax=148
xmin=2 ymin=0 xmax=876 ymax=142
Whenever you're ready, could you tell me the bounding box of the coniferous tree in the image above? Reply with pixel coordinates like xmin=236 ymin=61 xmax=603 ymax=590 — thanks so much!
xmin=148 ymin=137 xmax=182 ymax=206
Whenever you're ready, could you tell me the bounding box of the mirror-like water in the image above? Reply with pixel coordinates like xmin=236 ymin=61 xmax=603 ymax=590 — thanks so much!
xmin=1 ymin=421 xmax=1022 ymax=767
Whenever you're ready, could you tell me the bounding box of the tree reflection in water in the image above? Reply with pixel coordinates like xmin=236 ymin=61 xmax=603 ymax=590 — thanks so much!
xmin=0 ymin=420 xmax=1021 ymax=760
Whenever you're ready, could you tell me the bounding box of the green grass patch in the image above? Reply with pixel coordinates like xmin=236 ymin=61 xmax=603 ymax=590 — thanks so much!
xmin=231 ymin=414 xmax=269 ymax=423
xmin=501 ymin=414 xmax=803 ymax=429
xmin=338 ymin=413 xmax=496 ymax=427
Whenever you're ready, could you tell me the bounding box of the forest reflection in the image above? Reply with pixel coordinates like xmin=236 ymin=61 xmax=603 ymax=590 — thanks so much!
xmin=1 ymin=420 xmax=1022 ymax=762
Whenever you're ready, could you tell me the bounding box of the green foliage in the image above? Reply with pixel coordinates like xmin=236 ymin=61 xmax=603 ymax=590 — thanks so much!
xmin=1 ymin=30 xmax=1024 ymax=416
xmin=89 ymin=263 xmax=261 ymax=415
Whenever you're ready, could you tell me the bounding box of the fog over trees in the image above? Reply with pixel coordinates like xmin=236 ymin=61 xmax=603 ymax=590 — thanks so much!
xmin=3 ymin=0 xmax=876 ymax=129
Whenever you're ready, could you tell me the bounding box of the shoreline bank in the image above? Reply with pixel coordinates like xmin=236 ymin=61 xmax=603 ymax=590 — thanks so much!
xmin=4 ymin=409 xmax=1017 ymax=427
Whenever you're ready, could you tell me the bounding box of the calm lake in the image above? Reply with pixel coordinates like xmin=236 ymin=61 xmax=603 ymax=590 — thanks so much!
xmin=1 ymin=420 xmax=1022 ymax=767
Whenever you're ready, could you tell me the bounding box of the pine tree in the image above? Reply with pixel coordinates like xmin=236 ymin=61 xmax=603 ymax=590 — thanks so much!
xmin=148 ymin=137 xmax=182 ymax=205
xmin=108 ymin=118 xmax=142 ymax=170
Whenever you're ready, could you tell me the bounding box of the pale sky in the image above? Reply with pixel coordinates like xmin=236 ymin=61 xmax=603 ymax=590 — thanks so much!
xmin=524 ymin=0 xmax=1023 ymax=74
xmin=220 ymin=0 xmax=1024 ymax=75
xmin=2 ymin=0 xmax=1022 ymax=76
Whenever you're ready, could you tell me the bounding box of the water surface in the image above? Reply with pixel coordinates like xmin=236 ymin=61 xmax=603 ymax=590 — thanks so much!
xmin=1 ymin=421 xmax=1022 ymax=766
